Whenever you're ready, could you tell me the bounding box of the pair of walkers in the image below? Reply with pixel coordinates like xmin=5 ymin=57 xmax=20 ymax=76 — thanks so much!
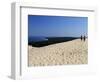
xmin=80 ymin=35 xmax=86 ymax=41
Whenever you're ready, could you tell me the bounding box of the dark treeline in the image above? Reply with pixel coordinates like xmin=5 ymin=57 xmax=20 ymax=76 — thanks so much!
xmin=28 ymin=37 xmax=79 ymax=47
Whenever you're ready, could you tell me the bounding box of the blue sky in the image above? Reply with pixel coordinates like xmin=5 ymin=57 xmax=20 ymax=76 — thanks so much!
xmin=28 ymin=15 xmax=88 ymax=37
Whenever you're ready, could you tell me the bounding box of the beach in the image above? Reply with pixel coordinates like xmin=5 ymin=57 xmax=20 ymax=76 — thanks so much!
xmin=28 ymin=39 xmax=88 ymax=66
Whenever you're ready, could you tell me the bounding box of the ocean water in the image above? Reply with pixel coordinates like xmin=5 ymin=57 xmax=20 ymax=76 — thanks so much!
xmin=28 ymin=36 xmax=79 ymax=43
xmin=28 ymin=36 xmax=48 ymax=42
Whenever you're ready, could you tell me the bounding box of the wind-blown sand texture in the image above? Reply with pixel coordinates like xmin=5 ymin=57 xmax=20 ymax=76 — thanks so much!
xmin=28 ymin=39 xmax=88 ymax=66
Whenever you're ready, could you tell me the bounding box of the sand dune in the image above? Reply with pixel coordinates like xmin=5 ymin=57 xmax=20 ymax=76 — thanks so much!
xmin=28 ymin=39 xmax=88 ymax=66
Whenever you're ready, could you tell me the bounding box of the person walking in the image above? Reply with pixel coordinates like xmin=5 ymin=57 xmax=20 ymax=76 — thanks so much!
xmin=80 ymin=35 xmax=82 ymax=41
xmin=83 ymin=35 xmax=86 ymax=41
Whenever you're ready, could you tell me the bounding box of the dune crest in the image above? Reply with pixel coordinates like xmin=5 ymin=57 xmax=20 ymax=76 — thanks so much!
xmin=28 ymin=39 xmax=88 ymax=66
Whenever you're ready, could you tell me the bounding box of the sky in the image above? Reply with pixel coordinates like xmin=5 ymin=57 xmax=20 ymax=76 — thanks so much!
xmin=28 ymin=15 xmax=88 ymax=37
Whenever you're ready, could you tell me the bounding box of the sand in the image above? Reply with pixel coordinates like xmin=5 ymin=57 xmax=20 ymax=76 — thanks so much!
xmin=28 ymin=39 xmax=88 ymax=66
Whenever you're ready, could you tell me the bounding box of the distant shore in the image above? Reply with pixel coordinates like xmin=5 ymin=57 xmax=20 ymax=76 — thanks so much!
xmin=28 ymin=39 xmax=88 ymax=66
xmin=28 ymin=37 xmax=80 ymax=47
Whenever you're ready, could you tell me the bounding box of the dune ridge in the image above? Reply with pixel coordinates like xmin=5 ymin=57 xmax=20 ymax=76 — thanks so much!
xmin=28 ymin=39 xmax=88 ymax=66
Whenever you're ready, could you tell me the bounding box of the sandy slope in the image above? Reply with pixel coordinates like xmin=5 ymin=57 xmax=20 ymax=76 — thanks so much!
xmin=28 ymin=39 xmax=88 ymax=66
